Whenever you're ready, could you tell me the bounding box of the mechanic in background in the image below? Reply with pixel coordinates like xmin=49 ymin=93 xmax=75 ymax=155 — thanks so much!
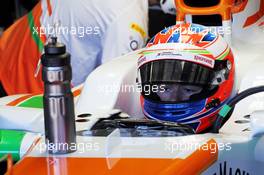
xmin=0 ymin=0 xmax=176 ymax=95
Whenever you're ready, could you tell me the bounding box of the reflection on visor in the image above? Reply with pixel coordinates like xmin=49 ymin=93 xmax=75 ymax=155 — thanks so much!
xmin=156 ymin=84 xmax=203 ymax=102
xmin=139 ymin=59 xmax=214 ymax=85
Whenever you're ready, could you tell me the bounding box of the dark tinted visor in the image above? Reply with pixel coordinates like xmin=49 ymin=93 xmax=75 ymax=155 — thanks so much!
xmin=139 ymin=59 xmax=215 ymax=85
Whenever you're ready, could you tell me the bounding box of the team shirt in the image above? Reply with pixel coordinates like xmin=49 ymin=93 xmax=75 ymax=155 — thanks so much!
xmin=0 ymin=0 xmax=148 ymax=94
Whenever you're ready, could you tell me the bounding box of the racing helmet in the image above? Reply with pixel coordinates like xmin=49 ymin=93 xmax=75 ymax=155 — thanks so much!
xmin=137 ymin=23 xmax=236 ymax=133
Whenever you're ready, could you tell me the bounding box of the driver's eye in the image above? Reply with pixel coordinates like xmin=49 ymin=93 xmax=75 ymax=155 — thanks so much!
xmin=164 ymin=87 xmax=171 ymax=92
xmin=162 ymin=85 xmax=174 ymax=92
xmin=184 ymin=88 xmax=193 ymax=93
xmin=183 ymin=87 xmax=199 ymax=93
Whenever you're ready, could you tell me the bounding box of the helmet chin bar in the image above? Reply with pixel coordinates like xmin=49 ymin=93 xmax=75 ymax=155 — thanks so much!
xmin=174 ymin=0 xmax=233 ymax=44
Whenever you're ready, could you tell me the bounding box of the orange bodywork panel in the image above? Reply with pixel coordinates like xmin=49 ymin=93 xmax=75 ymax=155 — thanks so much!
xmin=6 ymin=139 xmax=218 ymax=175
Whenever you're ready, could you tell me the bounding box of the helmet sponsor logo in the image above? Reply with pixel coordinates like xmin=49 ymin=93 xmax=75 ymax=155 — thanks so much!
xmin=138 ymin=56 xmax=147 ymax=66
xmin=138 ymin=50 xmax=215 ymax=68
xmin=147 ymin=23 xmax=217 ymax=47
xmin=157 ymin=51 xmax=182 ymax=57
xmin=181 ymin=32 xmax=206 ymax=44
xmin=194 ymin=55 xmax=214 ymax=68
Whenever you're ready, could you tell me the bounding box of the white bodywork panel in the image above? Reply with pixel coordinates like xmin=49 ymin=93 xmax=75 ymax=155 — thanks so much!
xmin=0 ymin=1 xmax=264 ymax=174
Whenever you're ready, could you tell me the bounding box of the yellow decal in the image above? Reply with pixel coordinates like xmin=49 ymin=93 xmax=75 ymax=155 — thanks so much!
xmin=131 ymin=23 xmax=147 ymax=39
